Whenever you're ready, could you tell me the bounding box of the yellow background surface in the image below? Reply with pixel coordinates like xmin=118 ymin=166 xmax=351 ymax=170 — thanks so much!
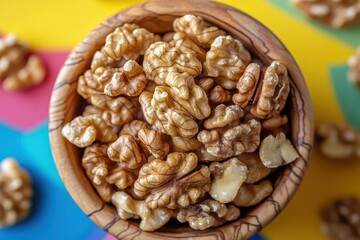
xmin=1 ymin=0 xmax=359 ymax=239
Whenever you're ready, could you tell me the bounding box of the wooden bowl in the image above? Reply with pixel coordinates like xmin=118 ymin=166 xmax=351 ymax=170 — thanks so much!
xmin=49 ymin=0 xmax=314 ymax=239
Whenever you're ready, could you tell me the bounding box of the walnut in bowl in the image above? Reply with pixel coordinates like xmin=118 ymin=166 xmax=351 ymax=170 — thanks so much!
xmin=49 ymin=0 xmax=314 ymax=239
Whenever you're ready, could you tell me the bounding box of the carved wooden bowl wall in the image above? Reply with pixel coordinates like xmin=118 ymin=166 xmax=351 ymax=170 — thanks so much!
xmin=49 ymin=0 xmax=314 ymax=239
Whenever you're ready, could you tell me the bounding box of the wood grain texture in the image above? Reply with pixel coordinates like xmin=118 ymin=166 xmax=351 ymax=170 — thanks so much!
xmin=49 ymin=0 xmax=314 ymax=239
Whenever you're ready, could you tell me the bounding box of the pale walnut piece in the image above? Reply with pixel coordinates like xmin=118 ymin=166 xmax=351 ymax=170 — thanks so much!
xmin=111 ymin=191 xmax=173 ymax=231
xmin=146 ymin=166 xmax=210 ymax=209
xmin=173 ymin=14 xmax=226 ymax=48
xmin=198 ymin=119 xmax=261 ymax=158
xmin=133 ymin=152 xmax=198 ymax=198
xmin=177 ymin=199 xmax=240 ymax=230
xmin=348 ymin=46 xmax=360 ymax=88
xmin=169 ymin=32 xmax=206 ymax=61
xmin=236 ymin=152 xmax=272 ymax=184
xmin=85 ymin=95 xmax=137 ymax=126
xmin=98 ymin=60 xmax=147 ymax=97
xmin=0 ymin=158 xmax=32 ymax=228
xmin=259 ymin=132 xmax=299 ymax=168
xmin=82 ymin=144 xmax=115 ymax=202
xmin=0 ymin=34 xmax=28 ymax=80
xmin=262 ymin=115 xmax=289 ymax=135
xmin=170 ymin=136 xmax=202 ymax=152
xmin=203 ymin=35 xmax=251 ymax=89
xmin=139 ymin=89 xmax=198 ymax=138
xmin=107 ymin=134 xmax=146 ymax=170
xmin=293 ymin=0 xmax=360 ymax=28
xmin=321 ymin=196 xmax=360 ymax=240
xmin=77 ymin=70 xmax=105 ymax=100
xmin=251 ymin=61 xmax=290 ymax=119
xmin=138 ymin=128 xmax=170 ymax=159
xmin=3 ymin=55 xmax=46 ymax=92
xmin=233 ymin=180 xmax=273 ymax=207
xmin=316 ymin=121 xmax=360 ymax=159
xmin=142 ymin=41 xmax=202 ymax=85
xmin=204 ymin=104 xmax=244 ymax=129
xmin=209 ymin=85 xmax=232 ymax=105
xmin=102 ymin=23 xmax=155 ymax=60
xmin=209 ymin=158 xmax=248 ymax=203
xmin=119 ymin=120 xmax=150 ymax=140
xmin=233 ymin=63 xmax=261 ymax=108
xmin=62 ymin=115 xmax=118 ymax=148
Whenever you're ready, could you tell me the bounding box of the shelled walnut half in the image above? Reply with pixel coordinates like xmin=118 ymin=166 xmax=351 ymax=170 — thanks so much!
xmin=0 ymin=158 xmax=33 ymax=228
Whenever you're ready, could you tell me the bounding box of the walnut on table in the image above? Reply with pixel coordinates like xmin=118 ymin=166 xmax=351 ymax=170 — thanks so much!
xmin=177 ymin=199 xmax=240 ymax=230
xmin=0 ymin=158 xmax=32 ymax=228
xmin=316 ymin=121 xmax=360 ymax=159
xmin=203 ymin=35 xmax=251 ymax=90
xmin=293 ymin=0 xmax=360 ymax=28
xmin=321 ymin=196 xmax=360 ymax=240
xmin=348 ymin=46 xmax=360 ymax=88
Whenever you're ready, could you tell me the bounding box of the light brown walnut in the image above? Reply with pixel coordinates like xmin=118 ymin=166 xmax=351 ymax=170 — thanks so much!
xmin=62 ymin=115 xmax=118 ymax=148
xmin=107 ymin=134 xmax=146 ymax=170
xmin=102 ymin=23 xmax=155 ymax=60
xmin=3 ymin=55 xmax=46 ymax=92
xmin=119 ymin=120 xmax=150 ymax=140
xmin=236 ymin=152 xmax=272 ymax=184
xmin=204 ymin=104 xmax=244 ymax=129
xmin=197 ymin=77 xmax=214 ymax=93
xmin=233 ymin=179 xmax=273 ymax=207
xmin=77 ymin=70 xmax=104 ymax=100
xmin=138 ymin=128 xmax=170 ymax=159
xmin=209 ymin=85 xmax=232 ymax=105
xmin=164 ymin=73 xmax=211 ymax=119
xmin=173 ymin=14 xmax=226 ymax=48
xmin=85 ymin=95 xmax=137 ymax=126
xmin=162 ymin=32 xmax=175 ymax=43
xmin=251 ymin=61 xmax=290 ymax=119
xmin=209 ymin=158 xmax=248 ymax=203
xmin=177 ymin=199 xmax=240 ymax=230
xmin=262 ymin=115 xmax=289 ymax=136
xmin=133 ymin=152 xmax=198 ymax=198
xmin=0 ymin=34 xmax=28 ymax=80
xmin=194 ymin=146 xmax=223 ymax=162
xmin=0 ymin=158 xmax=32 ymax=228
xmin=139 ymin=89 xmax=198 ymax=138
xmin=169 ymin=32 xmax=206 ymax=61
xmin=90 ymin=48 xmax=125 ymax=76
xmin=97 ymin=60 xmax=147 ymax=97
xmin=233 ymin=63 xmax=261 ymax=108
xmin=203 ymin=35 xmax=251 ymax=89
xmin=82 ymin=144 xmax=115 ymax=202
xmin=170 ymin=136 xmax=202 ymax=152
xmin=146 ymin=166 xmax=211 ymax=209
xmin=293 ymin=0 xmax=360 ymax=28
xmin=316 ymin=121 xmax=360 ymax=159
xmin=198 ymin=119 xmax=261 ymax=158
xmin=259 ymin=132 xmax=299 ymax=168
xmin=112 ymin=191 xmax=173 ymax=231
xmin=142 ymin=41 xmax=202 ymax=85
xmin=106 ymin=168 xmax=138 ymax=191
xmin=348 ymin=46 xmax=360 ymax=88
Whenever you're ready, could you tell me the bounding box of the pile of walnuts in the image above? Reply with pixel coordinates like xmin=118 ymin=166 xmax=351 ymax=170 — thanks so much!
xmin=62 ymin=14 xmax=299 ymax=231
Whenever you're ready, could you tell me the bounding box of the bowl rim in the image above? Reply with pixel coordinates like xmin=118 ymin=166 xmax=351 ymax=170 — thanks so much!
xmin=49 ymin=0 xmax=314 ymax=239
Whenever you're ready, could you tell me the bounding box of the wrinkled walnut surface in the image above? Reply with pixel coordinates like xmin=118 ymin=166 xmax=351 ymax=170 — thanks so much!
xmin=0 ymin=158 xmax=33 ymax=228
